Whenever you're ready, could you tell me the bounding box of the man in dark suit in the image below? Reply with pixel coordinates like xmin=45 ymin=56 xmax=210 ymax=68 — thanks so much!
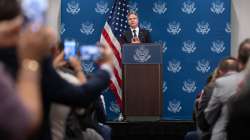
xmin=120 ymin=11 xmax=151 ymax=44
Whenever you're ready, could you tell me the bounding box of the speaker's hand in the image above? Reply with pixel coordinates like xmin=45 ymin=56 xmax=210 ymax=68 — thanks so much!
xmin=131 ymin=37 xmax=141 ymax=44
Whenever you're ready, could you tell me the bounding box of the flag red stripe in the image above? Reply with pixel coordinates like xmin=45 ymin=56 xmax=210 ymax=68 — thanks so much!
xmin=110 ymin=81 xmax=123 ymax=110
xmin=102 ymin=29 xmax=122 ymax=68
xmin=103 ymin=23 xmax=122 ymax=54
xmin=101 ymin=21 xmax=124 ymax=112
xmin=111 ymin=75 xmax=122 ymax=99
xmin=100 ymin=35 xmax=122 ymax=77
xmin=113 ymin=67 xmax=122 ymax=87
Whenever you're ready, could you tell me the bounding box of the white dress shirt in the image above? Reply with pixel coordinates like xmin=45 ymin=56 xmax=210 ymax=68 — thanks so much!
xmin=130 ymin=27 xmax=139 ymax=37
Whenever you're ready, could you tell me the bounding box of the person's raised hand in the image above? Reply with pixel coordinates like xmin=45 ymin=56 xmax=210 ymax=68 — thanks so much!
xmin=18 ymin=25 xmax=57 ymax=62
xmin=52 ymin=51 xmax=67 ymax=69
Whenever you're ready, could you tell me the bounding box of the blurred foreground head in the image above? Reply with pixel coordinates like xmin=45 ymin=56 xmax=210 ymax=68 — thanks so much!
xmin=238 ymin=38 xmax=250 ymax=71
xmin=0 ymin=0 xmax=57 ymax=79
xmin=0 ymin=0 xmax=21 ymax=21
xmin=0 ymin=0 xmax=23 ymax=45
xmin=0 ymin=0 xmax=23 ymax=78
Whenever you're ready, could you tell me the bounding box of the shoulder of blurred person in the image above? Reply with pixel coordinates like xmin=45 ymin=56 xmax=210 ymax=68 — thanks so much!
xmin=226 ymin=81 xmax=250 ymax=140
xmin=214 ymin=71 xmax=244 ymax=92
xmin=204 ymin=55 xmax=247 ymax=140
xmin=56 ymin=68 xmax=81 ymax=85
xmin=201 ymin=57 xmax=239 ymax=113
xmin=203 ymin=71 xmax=238 ymax=125
xmin=50 ymin=68 xmax=82 ymax=140
xmin=210 ymin=56 xmax=241 ymax=97
xmin=226 ymin=60 xmax=250 ymax=140
xmin=196 ymin=81 xmax=216 ymax=134
xmin=209 ymin=71 xmax=243 ymax=106
xmin=0 ymin=63 xmax=32 ymax=140
xmin=200 ymin=57 xmax=239 ymax=139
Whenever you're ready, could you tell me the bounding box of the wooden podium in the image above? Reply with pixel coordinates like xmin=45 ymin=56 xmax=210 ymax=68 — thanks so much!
xmin=122 ymin=44 xmax=162 ymax=121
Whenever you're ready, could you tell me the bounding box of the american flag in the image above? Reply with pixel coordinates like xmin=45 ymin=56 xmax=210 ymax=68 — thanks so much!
xmin=100 ymin=0 xmax=129 ymax=110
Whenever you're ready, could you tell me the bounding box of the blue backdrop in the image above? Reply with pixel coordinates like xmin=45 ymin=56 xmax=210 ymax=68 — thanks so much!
xmin=61 ymin=0 xmax=231 ymax=120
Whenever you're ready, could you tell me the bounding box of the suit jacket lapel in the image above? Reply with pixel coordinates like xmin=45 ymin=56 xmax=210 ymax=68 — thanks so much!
xmin=138 ymin=28 xmax=145 ymax=42
xmin=126 ymin=30 xmax=133 ymax=43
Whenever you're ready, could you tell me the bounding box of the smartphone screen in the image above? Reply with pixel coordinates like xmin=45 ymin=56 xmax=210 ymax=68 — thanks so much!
xmin=64 ymin=40 xmax=77 ymax=61
xmin=80 ymin=45 xmax=101 ymax=62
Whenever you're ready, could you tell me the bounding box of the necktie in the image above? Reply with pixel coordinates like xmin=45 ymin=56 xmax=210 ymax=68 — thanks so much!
xmin=132 ymin=29 xmax=137 ymax=38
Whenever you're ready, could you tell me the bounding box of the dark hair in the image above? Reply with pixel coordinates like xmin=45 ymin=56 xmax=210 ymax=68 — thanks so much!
xmin=218 ymin=57 xmax=239 ymax=73
xmin=238 ymin=39 xmax=250 ymax=65
xmin=0 ymin=0 xmax=21 ymax=21
xmin=127 ymin=11 xmax=138 ymax=19
xmin=206 ymin=74 xmax=213 ymax=84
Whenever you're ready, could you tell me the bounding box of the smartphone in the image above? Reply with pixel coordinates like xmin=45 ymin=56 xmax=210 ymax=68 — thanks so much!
xmin=80 ymin=45 xmax=102 ymax=62
xmin=21 ymin=0 xmax=48 ymax=29
xmin=64 ymin=39 xmax=77 ymax=61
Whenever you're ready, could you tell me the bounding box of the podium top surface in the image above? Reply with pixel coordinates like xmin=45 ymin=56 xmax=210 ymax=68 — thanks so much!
xmin=122 ymin=43 xmax=162 ymax=64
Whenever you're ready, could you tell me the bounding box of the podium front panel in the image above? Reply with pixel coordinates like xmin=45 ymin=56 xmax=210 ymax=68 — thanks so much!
xmin=122 ymin=44 xmax=163 ymax=121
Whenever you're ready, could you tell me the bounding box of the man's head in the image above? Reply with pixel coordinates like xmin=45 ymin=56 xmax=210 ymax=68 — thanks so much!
xmin=217 ymin=57 xmax=239 ymax=77
xmin=127 ymin=11 xmax=139 ymax=29
xmin=238 ymin=38 xmax=250 ymax=71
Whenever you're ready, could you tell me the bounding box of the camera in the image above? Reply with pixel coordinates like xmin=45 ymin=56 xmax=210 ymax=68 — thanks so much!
xmin=63 ymin=39 xmax=77 ymax=61
xmin=79 ymin=45 xmax=102 ymax=62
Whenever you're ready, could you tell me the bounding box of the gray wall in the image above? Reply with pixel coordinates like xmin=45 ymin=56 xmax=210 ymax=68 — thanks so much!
xmin=231 ymin=0 xmax=250 ymax=57
xmin=47 ymin=0 xmax=61 ymax=33
xmin=47 ymin=0 xmax=250 ymax=57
